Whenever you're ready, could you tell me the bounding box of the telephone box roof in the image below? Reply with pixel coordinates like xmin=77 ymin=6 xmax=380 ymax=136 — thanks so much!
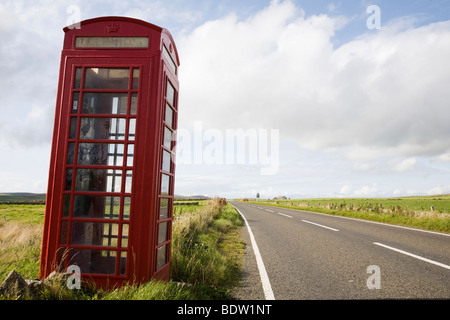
xmin=64 ymin=16 xmax=180 ymax=66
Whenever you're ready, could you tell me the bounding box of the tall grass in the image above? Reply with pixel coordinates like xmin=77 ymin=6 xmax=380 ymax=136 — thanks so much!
xmin=102 ymin=198 xmax=243 ymax=300
xmin=0 ymin=220 xmax=42 ymax=282
xmin=170 ymin=198 xmax=244 ymax=289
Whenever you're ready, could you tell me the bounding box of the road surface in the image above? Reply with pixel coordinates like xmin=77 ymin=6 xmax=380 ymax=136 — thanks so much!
xmin=230 ymin=201 xmax=450 ymax=300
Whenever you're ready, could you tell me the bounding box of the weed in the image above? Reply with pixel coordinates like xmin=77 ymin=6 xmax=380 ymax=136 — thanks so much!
xmin=0 ymin=221 xmax=42 ymax=281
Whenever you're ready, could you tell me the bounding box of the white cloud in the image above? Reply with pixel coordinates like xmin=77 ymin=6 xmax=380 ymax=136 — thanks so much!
xmin=353 ymin=162 xmax=373 ymax=172
xmin=178 ymin=1 xmax=450 ymax=163
xmin=426 ymin=185 xmax=449 ymax=195
xmin=432 ymin=153 xmax=450 ymax=163
xmin=339 ymin=184 xmax=352 ymax=195
xmin=393 ymin=157 xmax=417 ymax=172
xmin=327 ymin=3 xmax=337 ymax=13
xmin=393 ymin=188 xmax=418 ymax=196
xmin=354 ymin=185 xmax=378 ymax=197
xmin=0 ymin=1 xmax=70 ymax=150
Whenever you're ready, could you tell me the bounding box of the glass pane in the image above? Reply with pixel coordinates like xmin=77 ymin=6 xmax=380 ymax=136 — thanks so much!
xmin=73 ymin=195 xmax=121 ymax=219
xmin=84 ymin=68 xmax=129 ymax=89
xmin=164 ymin=126 xmax=172 ymax=149
xmin=69 ymin=118 xmax=77 ymax=139
xmin=68 ymin=249 xmax=116 ymax=274
xmin=120 ymin=252 xmax=127 ymax=275
xmin=107 ymin=169 xmax=123 ymax=193
xmin=163 ymin=45 xmax=177 ymax=75
xmin=156 ymin=245 xmax=167 ymax=269
xmin=75 ymin=169 xmax=122 ymax=193
xmin=82 ymin=93 xmax=128 ymax=114
xmin=67 ymin=142 xmax=75 ymax=165
xmin=71 ymin=222 xmax=119 ymax=247
xmin=108 ymin=143 xmax=124 ymax=166
xmin=126 ymin=144 xmax=134 ymax=167
xmin=128 ymin=119 xmax=136 ymax=141
xmin=105 ymin=196 xmax=121 ymax=219
xmin=121 ymin=224 xmax=129 ymax=248
xmin=77 ymin=143 xmax=124 ymax=166
xmin=165 ymin=104 xmax=173 ymax=127
xmin=159 ymin=198 xmax=169 ymax=219
xmin=158 ymin=222 xmax=168 ymax=244
xmin=65 ymin=168 xmax=73 ymax=190
xmin=161 ymin=174 xmax=170 ymax=195
xmin=130 ymin=93 xmax=138 ymax=115
xmin=74 ymin=68 xmax=82 ymax=88
xmin=166 ymin=80 xmax=175 ymax=106
xmin=132 ymin=68 xmax=139 ymax=90
xmin=72 ymin=92 xmax=80 ymax=113
xmin=162 ymin=150 xmax=171 ymax=172
xmin=80 ymin=117 xmax=126 ymax=140
xmin=123 ymin=197 xmax=131 ymax=220
xmin=59 ymin=220 xmax=68 ymax=244
xmin=63 ymin=195 xmax=71 ymax=217
xmin=111 ymin=118 xmax=127 ymax=140
xmin=125 ymin=170 xmax=132 ymax=193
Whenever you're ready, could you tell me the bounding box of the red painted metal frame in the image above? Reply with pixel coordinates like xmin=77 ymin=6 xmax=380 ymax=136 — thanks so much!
xmin=39 ymin=17 xmax=179 ymax=289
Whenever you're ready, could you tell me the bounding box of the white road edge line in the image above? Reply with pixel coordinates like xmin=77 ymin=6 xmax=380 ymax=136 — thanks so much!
xmin=233 ymin=206 xmax=276 ymax=300
xmin=373 ymin=242 xmax=450 ymax=270
xmin=301 ymin=219 xmax=339 ymax=232
xmin=278 ymin=212 xmax=292 ymax=218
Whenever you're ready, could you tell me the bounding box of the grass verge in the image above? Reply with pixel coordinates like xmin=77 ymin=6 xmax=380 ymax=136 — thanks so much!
xmin=0 ymin=205 xmax=44 ymax=282
xmin=0 ymin=199 xmax=245 ymax=300
xmin=242 ymin=197 xmax=450 ymax=233
xmin=170 ymin=200 xmax=244 ymax=289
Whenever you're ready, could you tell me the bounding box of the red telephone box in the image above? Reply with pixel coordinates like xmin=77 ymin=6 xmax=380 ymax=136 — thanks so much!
xmin=39 ymin=17 xmax=180 ymax=288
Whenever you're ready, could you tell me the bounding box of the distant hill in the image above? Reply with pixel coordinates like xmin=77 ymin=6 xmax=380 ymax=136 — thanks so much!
xmin=0 ymin=193 xmax=213 ymax=203
xmin=0 ymin=193 xmax=46 ymax=203
xmin=174 ymin=195 xmax=210 ymax=201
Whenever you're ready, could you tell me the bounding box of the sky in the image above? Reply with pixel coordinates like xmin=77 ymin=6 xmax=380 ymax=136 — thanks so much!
xmin=1 ymin=0 xmax=450 ymax=199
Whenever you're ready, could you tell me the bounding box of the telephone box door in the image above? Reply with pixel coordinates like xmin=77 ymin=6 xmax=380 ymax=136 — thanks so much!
xmin=44 ymin=57 xmax=151 ymax=282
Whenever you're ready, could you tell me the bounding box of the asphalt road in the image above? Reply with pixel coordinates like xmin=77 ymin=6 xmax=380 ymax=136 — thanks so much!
xmin=230 ymin=201 xmax=450 ymax=300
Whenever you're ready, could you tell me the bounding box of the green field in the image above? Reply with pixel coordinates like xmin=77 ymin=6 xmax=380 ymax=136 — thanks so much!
xmin=0 ymin=193 xmax=46 ymax=203
xmin=271 ymin=195 xmax=450 ymax=212
xmin=243 ymin=194 xmax=450 ymax=233
xmin=0 ymin=204 xmax=46 ymax=224
xmin=0 ymin=199 xmax=244 ymax=300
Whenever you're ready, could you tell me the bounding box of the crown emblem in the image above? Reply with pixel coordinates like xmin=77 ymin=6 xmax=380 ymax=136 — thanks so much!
xmin=105 ymin=23 xmax=120 ymax=33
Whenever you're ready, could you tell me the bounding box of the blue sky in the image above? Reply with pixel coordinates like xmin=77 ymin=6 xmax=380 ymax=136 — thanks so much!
xmin=1 ymin=0 xmax=450 ymax=199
